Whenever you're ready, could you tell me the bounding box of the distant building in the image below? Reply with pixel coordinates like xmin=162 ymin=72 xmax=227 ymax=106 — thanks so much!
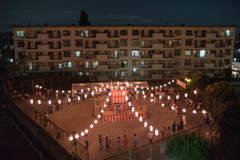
xmin=0 ymin=32 xmax=14 ymax=64
xmin=12 ymin=25 xmax=235 ymax=80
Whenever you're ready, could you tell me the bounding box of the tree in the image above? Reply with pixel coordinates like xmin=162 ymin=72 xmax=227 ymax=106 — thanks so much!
xmin=204 ymin=81 xmax=233 ymax=121
xmin=191 ymin=72 xmax=211 ymax=91
xmin=224 ymin=66 xmax=232 ymax=78
xmin=78 ymin=10 xmax=91 ymax=26
xmin=166 ymin=133 xmax=209 ymax=160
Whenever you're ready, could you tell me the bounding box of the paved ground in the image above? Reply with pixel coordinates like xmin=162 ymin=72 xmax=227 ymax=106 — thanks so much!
xmin=24 ymin=88 xmax=213 ymax=160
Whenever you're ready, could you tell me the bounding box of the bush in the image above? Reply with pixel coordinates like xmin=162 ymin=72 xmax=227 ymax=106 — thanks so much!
xmin=166 ymin=134 xmax=209 ymax=160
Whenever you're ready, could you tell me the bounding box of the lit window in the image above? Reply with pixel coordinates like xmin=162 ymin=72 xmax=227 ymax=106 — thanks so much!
xmin=85 ymin=30 xmax=88 ymax=37
xmin=59 ymin=63 xmax=62 ymax=69
xmin=93 ymin=61 xmax=98 ymax=68
xmin=185 ymin=50 xmax=191 ymax=56
xmin=115 ymin=50 xmax=118 ymax=58
xmin=17 ymin=31 xmax=24 ymax=37
xmin=86 ymin=72 xmax=89 ymax=76
xmin=68 ymin=62 xmax=72 ymax=68
xmin=132 ymin=50 xmax=139 ymax=56
xmin=63 ymin=62 xmax=71 ymax=68
xmin=76 ymin=51 xmax=81 ymax=57
xmin=200 ymin=50 xmax=206 ymax=58
xmin=86 ymin=62 xmax=89 ymax=68
xmin=121 ymin=71 xmax=125 ymax=77
xmin=29 ymin=63 xmax=32 ymax=70
xmin=226 ymin=30 xmax=232 ymax=36
xmin=78 ymin=72 xmax=83 ymax=76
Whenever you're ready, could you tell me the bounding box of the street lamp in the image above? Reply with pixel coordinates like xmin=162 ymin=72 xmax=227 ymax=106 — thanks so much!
xmin=133 ymin=68 xmax=136 ymax=80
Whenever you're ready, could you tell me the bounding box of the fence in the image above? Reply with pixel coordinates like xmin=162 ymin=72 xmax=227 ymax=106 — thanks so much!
xmin=6 ymin=95 xmax=89 ymax=160
xmin=105 ymin=123 xmax=209 ymax=160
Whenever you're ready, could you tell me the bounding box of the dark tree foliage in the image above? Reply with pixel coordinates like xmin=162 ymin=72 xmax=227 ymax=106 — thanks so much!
xmin=166 ymin=134 xmax=209 ymax=160
xmin=224 ymin=66 xmax=232 ymax=77
xmin=191 ymin=72 xmax=211 ymax=91
xmin=78 ymin=10 xmax=91 ymax=26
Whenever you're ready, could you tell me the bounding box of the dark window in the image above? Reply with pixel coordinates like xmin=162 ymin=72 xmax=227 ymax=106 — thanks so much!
xmin=120 ymin=30 xmax=128 ymax=36
xmin=186 ymin=39 xmax=192 ymax=46
xmin=186 ymin=30 xmax=192 ymax=36
xmin=17 ymin=41 xmax=24 ymax=47
xmin=132 ymin=30 xmax=139 ymax=36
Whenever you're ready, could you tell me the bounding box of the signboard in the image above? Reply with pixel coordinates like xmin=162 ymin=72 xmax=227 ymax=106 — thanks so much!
xmin=177 ymin=79 xmax=186 ymax=89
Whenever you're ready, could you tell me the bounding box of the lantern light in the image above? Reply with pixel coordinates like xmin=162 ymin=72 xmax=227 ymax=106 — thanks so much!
xmin=121 ymin=86 xmax=123 ymax=90
xmin=168 ymin=82 xmax=171 ymax=85
xmin=91 ymin=91 xmax=94 ymax=96
xmin=193 ymin=109 xmax=197 ymax=114
xmin=135 ymin=112 xmax=138 ymax=117
xmin=134 ymin=88 xmax=137 ymax=91
xmin=106 ymin=84 xmax=109 ymax=88
xmin=159 ymin=95 xmax=162 ymax=99
xmin=104 ymin=104 xmax=107 ymax=108
xmin=101 ymin=110 xmax=104 ymax=113
xmin=167 ymin=96 xmax=170 ymax=100
xmin=81 ymin=89 xmax=84 ymax=92
xmin=176 ymin=95 xmax=179 ymax=99
xmin=160 ymin=85 xmax=162 ymax=88
xmin=58 ymin=99 xmax=61 ymax=104
xmin=98 ymin=114 xmax=101 ymax=118
xmin=85 ymin=129 xmax=88 ymax=133
xmin=172 ymin=80 xmax=175 ymax=82
xmin=90 ymin=124 xmax=93 ymax=128
xmin=125 ymin=96 xmax=129 ymax=101
xmin=68 ymin=98 xmax=71 ymax=102
xmin=84 ymin=94 xmax=87 ymax=99
xmin=144 ymin=121 xmax=148 ymax=127
xmin=147 ymin=87 xmax=149 ymax=90
xmin=151 ymin=87 xmax=154 ymax=90
xmin=150 ymin=99 xmax=153 ymax=102
xmin=109 ymin=92 xmax=111 ymax=96
xmin=48 ymin=100 xmax=51 ymax=105
xmin=129 ymin=102 xmax=132 ymax=107
xmin=69 ymin=135 xmax=73 ymax=141
xmin=155 ymin=86 xmax=158 ymax=89
xmin=184 ymin=93 xmax=188 ymax=98
xmin=136 ymin=91 xmax=139 ymax=94
xmin=155 ymin=129 xmax=159 ymax=136
xmin=123 ymin=91 xmax=125 ymax=95
xmin=30 ymin=99 xmax=33 ymax=104
xmin=202 ymin=110 xmax=206 ymax=114
xmin=74 ymin=90 xmax=77 ymax=93
xmin=164 ymin=84 xmax=166 ymax=87
xmin=171 ymin=106 xmax=175 ymax=110
xmin=77 ymin=96 xmax=81 ymax=101
xmin=99 ymin=88 xmax=102 ymax=92
xmin=143 ymin=95 xmax=146 ymax=99
xmin=141 ymin=87 xmax=143 ymax=90
xmin=131 ymin=107 xmax=134 ymax=112
xmin=139 ymin=116 xmax=143 ymax=122
xmin=151 ymin=93 xmax=153 ymax=97
xmin=161 ymin=103 xmax=165 ymax=107
xmin=142 ymin=91 xmax=145 ymax=95
xmin=106 ymin=98 xmax=109 ymax=102
xmin=36 ymin=85 xmax=39 ymax=88
xmin=68 ymin=90 xmax=71 ymax=93
xmin=39 ymin=86 xmax=42 ymax=89
xmin=56 ymin=90 xmax=59 ymax=93
xmin=94 ymin=120 xmax=98 ymax=124
xmin=81 ymin=132 xmax=85 ymax=136
xmin=38 ymin=100 xmax=41 ymax=104
xmin=150 ymin=125 xmax=153 ymax=132
xmin=62 ymin=90 xmax=64 ymax=93
xmin=182 ymin=108 xmax=186 ymax=113
xmin=75 ymin=134 xmax=79 ymax=139
xmin=194 ymin=90 xmax=197 ymax=95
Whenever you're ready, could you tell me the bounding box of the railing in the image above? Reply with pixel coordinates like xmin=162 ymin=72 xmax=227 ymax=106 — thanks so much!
xmin=105 ymin=122 xmax=209 ymax=160
xmin=7 ymin=96 xmax=89 ymax=160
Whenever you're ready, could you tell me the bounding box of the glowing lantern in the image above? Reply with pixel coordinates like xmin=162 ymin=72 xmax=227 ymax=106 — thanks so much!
xmin=184 ymin=93 xmax=188 ymax=98
xmin=85 ymin=129 xmax=88 ymax=133
xmin=182 ymin=108 xmax=186 ymax=113
xmin=160 ymin=85 xmax=162 ymax=88
xmin=144 ymin=121 xmax=148 ymax=127
xmin=62 ymin=90 xmax=64 ymax=93
xmin=68 ymin=90 xmax=71 ymax=93
xmin=120 ymin=86 xmax=123 ymax=90
xmin=106 ymin=84 xmax=109 ymax=88
xmin=143 ymin=95 xmax=146 ymax=99
xmin=139 ymin=116 xmax=143 ymax=122
xmin=159 ymin=95 xmax=162 ymax=99
xmin=150 ymin=125 xmax=153 ymax=132
xmin=81 ymin=89 xmax=84 ymax=92
xmin=106 ymin=98 xmax=109 ymax=102
xmin=48 ymin=100 xmax=51 ymax=105
xmin=164 ymin=84 xmax=166 ymax=87
xmin=193 ymin=109 xmax=197 ymax=114
xmin=150 ymin=99 xmax=153 ymax=102
xmin=167 ymin=96 xmax=170 ymax=100
xmin=176 ymin=95 xmax=179 ymax=99
xmin=194 ymin=90 xmax=197 ymax=94
xmin=58 ymin=99 xmax=61 ymax=104
xmin=99 ymin=88 xmax=102 ymax=92
xmin=56 ymin=90 xmax=59 ymax=93
xmin=91 ymin=91 xmax=94 ymax=96
xmin=109 ymin=92 xmax=111 ymax=96
xmin=98 ymin=114 xmax=101 ymax=118
xmin=155 ymin=86 xmax=158 ymax=89
xmin=30 ymin=99 xmax=33 ymax=104
xmin=74 ymin=90 xmax=77 ymax=93
xmin=84 ymin=94 xmax=87 ymax=99
xmin=90 ymin=124 xmax=93 ymax=128
xmin=161 ymin=103 xmax=165 ymax=107
xmin=142 ymin=91 xmax=145 ymax=95
xmin=104 ymin=104 xmax=107 ymax=108
xmin=202 ymin=110 xmax=206 ymax=114
xmin=141 ymin=87 xmax=143 ymax=89
xmin=135 ymin=112 xmax=138 ymax=117
xmin=151 ymin=87 xmax=154 ymax=90
xmin=94 ymin=120 xmax=98 ymax=124
xmin=101 ymin=110 xmax=104 ymax=113
xmin=102 ymin=84 xmax=104 ymax=87
xmin=36 ymin=85 xmax=39 ymax=88
xmin=134 ymin=88 xmax=137 ymax=91
xmin=123 ymin=91 xmax=125 ymax=95
xmin=129 ymin=102 xmax=132 ymax=107
xmin=75 ymin=134 xmax=79 ymax=139
xmin=39 ymin=86 xmax=42 ymax=89
xmin=151 ymin=93 xmax=153 ymax=97
xmin=171 ymin=106 xmax=175 ymax=110
xmin=77 ymin=96 xmax=81 ymax=101
xmin=81 ymin=132 xmax=85 ymax=136
xmin=147 ymin=87 xmax=149 ymax=90
xmin=38 ymin=100 xmax=41 ymax=104
xmin=168 ymin=82 xmax=171 ymax=85
xmin=87 ymin=88 xmax=90 ymax=91
xmin=68 ymin=98 xmax=71 ymax=102
xmin=125 ymin=96 xmax=129 ymax=101
xmin=69 ymin=135 xmax=73 ymax=141
xmin=131 ymin=107 xmax=134 ymax=112
xmin=155 ymin=129 xmax=159 ymax=136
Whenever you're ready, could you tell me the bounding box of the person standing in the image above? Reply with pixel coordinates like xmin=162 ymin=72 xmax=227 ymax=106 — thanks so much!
xmin=105 ymin=136 xmax=110 ymax=150
xmin=147 ymin=131 xmax=154 ymax=144
xmin=172 ymin=121 xmax=176 ymax=134
xmin=134 ymin=133 xmax=138 ymax=147
xmin=85 ymin=134 xmax=88 ymax=149
xmin=182 ymin=114 xmax=187 ymax=125
xmin=98 ymin=135 xmax=103 ymax=150
xmin=180 ymin=119 xmax=184 ymax=131
xmin=167 ymin=126 xmax=171 ymax=137
xmin=124 ymin=135 xmax=128 ymax=148
xmin=117 ymin=137 xmax=121 ymax=149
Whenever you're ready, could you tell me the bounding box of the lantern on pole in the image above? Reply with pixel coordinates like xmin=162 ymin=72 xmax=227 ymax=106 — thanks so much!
xmin=144 ymin=121 xmax=148 ymax=127
xmin=30 ymin=99 xmax=33 ymax=104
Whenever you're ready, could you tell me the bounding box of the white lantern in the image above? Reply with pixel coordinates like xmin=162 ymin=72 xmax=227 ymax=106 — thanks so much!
xmin=75 ymin=134 xmax=79 ymax=139
xmin=77 ymin=96 xmax=81 ymax=101
xmin=68 ymin=98 xmax=71 ymax=102
xmin=56 ymin=90 xmax=59 ymax=93
xmin=150 ymin=125 xmax=153 ymax=132
xmin=131 ymin=107 xmax=134 ymax=112
xmin=171 ymin=106 xmax=175 ymax=110
xmin=104 ymin=104 xmax=107 ymax=108
xmin=85 ymin=129 xmax=88 ymax=133
xmin=101 ymin=110 xmax=104 ymax=113
xmin=99 ymin=88 xmax=102 ymax=92
xmin=106 ymin=84 xmax=109 ymax=88
xmin=123 ymin=91 xmax=125 ymax=95
xmin=106 ymin=98 xmax=109 ymax=102
xmin=98 ymin=114 xmax=101 ymax=118
xmin=136 ymin=91 xmax=139 ymax=94
xmin=172 ymin=80 xmax=175 ymax=82
xmin=182 ymin=108 xmax=186 ymax=113
xmin=58 ymin=99 xmax=61 ymax=104
xmin=36 ymin=85 xmax=39 ymax=88
xmin=164 ymin=84 xmax=166 ymax=87
xmin=91 ymin=91 xmax=94 ymax=96
xmin=147 ymin=87 xmax=149 ymax=90
xmin=159 ymin=95 xmax=162 ymax=99
xmin=202 ymin=110 xmax=206 ymax=114
xmin=184 ymin=93 xmax=188 ymax=98
xmin=62 ymin=90 xmax=64 ymax=93
xmin=125 ymin=96 xmax=129 ymax=101
xmin=39 ymin=86 xmax=42 ymax=89
xmin=139 ymin=116 xmax=143 ymax=122
xmin=38 ymin=100 xmax=41 ymax=104
xmin=94 ymin=120 xmax=98 ymax=124
xmin=193 ymin=109 xmax=197 ymax=114
xmin=81 ymin=132 xmax=85 ymax=136
xmin=136 ymin=85 xmax=138 ymax=88
xmin=151 ymin=93 xmax=153 ymax=97
xmin=68 ymin=90 xmax=71 ymax=93
xmin=161 ymin=103 xmax=165 ymax=107
xmin=129 ymin=102 xmax=132 ymax=107
xmin=155 ymin=129 xmax=159 ymax=136
xmin=142 ymin=91 xmax=145 ymax=95
xmin=30 ymin=99 xmax=33 ymax=104
xmin=69 ymin=135 xmax=73 ymax=141
xmin=81 ymin=89 xmax=84 ymax=92
xmin=160 ymin=85 xmax=162 ymax=88
xmin=141 ymin=87 xmax=143 ymax=90
xmin=168 ymin=82 xmax=171 ymax=85
xmin=121 ymin=86 xmax=123 ymax=90
xmin=176 ymin=95 xmax=179 ymax=99
xmin=143 ymin=95 xmax=146 ymax=99
xmin=150 ymin=99 xmax=153 ymax=102
xmin=90 ymin=124 xmax=93 ymax=128
xmin=167 ymin=96 xmax=170 ymax=100
xmin=84 ymin=94 xmax=87 ymax=99
xmin=151 ymin=87 xmax=154 ymax=90
xmin=194 ymin=90 xmax=197 ymax=95
xmin=144 ymin=121 xmax=148 ymax=127
xmin=135 ymin=112 xmax=138 ymax=117
xmin=109 ymin=92 xmax=111 ymax=96
xmin=134 ymin=88 xmax=137 ymax=91
xmin=102 ymin=84 xmax=104 ymax=87
xmin=155 ymin=86 xmax=158 ymax=89
xmin=48 ymin=100 xmax=51 ymax=105
xmin=74 ymin=90 xmax=77 ymax=93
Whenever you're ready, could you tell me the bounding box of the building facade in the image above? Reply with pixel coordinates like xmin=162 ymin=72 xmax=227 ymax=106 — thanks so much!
xmin=12 ymin=25 xmax=235 ymax=81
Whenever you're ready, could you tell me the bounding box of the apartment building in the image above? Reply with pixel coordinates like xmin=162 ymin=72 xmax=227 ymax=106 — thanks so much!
xmin=12 ymin=25 xmax=235 ymax=81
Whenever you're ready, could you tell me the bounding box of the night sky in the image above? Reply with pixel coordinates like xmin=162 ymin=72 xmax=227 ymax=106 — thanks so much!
xmin=1 ymin=0 xmax=240 ymax=32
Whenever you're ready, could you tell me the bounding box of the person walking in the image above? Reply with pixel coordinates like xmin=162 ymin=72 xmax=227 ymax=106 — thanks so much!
xmin=124 ymin=135 xmax=128 ymax=148
xmin=134 ymin=133 xmax=138 ymax=147
xmin=172 ymin=121 xmax=176 ymax=134
xmin=98 ymin=135 xmax=103 ymax=150
xmin=85 ymin=134 xmax=88 ymax=149
xmin=147 ymin=131 xmax=154 ymax=144
xmin=182 ymin=114 xmax=187 ymax=125
xmin=105 ymin=136 xmax=110 ymax=150
xmin=180 ymin=119 xmax=184 ymax=131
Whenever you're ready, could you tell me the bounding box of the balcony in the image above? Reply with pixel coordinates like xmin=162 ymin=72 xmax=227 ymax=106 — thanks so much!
xmin=153 ymin=33 xmax=164 ymax=39
xmin=205 ymin=54 xmax=215 ymax=59
xmin=37 ymin=34 xmax=49 ymax=40
xmin=97 ymin=65 xmax=108 ymax=70
xmin=206 ymin=33 xmax=216 ymax=39
xmin=38 ymin=55 xmax=50 ymax=61
xmin=152 ymin=54 xmax=163 ymax=59
xmin=152 ymin=64 xmax=163 ymax=69
xmin=152 ymin=44 xmax=163 ymax=50
xmin=39 ymin=66 xmax=51 ymax=71
xmin=96 ymin=44 xmax=107 ymax=50
xmin=96 ymin=33 xmax=107 ymax=39
xmin=97 ymin=75 xmax=108 ymax=81
xmin=194 ymin=64 xmax=204 ymax=68
xmin=152 ymin=74 xmax=162 ymax=79
xmin=204 ymin=63 xmax=214 ymax=68
xmin=38 ymin=44 xmax=49 ymax=51
xmin=108 ymin=64 xmax=120 ymax=69
xmin=206 ymin=43 xmax=215 ymax=49
xmin=96 ymin=55 xmax=108 ymax=60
